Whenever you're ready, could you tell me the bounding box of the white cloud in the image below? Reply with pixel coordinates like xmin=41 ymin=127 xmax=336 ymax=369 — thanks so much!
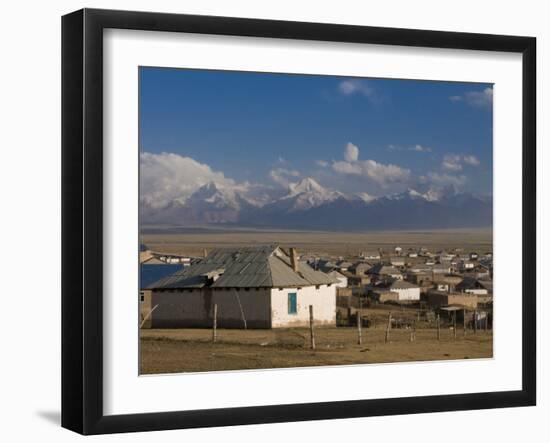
xmin=344 ymin=142 xmax=360 ymax=162
xmin=449 ymin=87 xmax=493 ymax=108
xmin=338 ymin=79 xmax=374 ymax=98
xmin=269 ymin=167 xmax=301 ymax=188
xmin=425 ymin=172 xmax=467 ymax=188
xmin=140 ymin=152 xmax=235 ymax=209
xmin=463 ymin=155 xmax=481 ymax=166
xmin=442 ymin=154 xmax=463 ymax=172
xmin=387 ymin=144 xmax=432 ymax=153
xmin=316 ymin=160 xmax=329 ymax=168
xmin=442 ymin=153 xmax=481 ymax=171
xmin=332 ymin=160 xmax=410 ymax=186
xmin=361 ymin=160 xmax=411 ymax=185
xmin=412 ymin=145 xmax=432 ymax=153
xmin=332 ymin=161 xmax=362 ymax=175
xmin=333 ymin=142 xmax=411 ymax=186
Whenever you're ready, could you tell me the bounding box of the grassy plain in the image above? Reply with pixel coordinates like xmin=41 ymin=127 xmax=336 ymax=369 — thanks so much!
xmin=140 ymin=326 xmax=493 ymax=374
xmin=141 ymin=227 xmax=493 ymax=257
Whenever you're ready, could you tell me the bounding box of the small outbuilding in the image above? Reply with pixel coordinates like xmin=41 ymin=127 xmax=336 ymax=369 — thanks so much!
xmin=384 ymin=280 xmax=421 ymax=301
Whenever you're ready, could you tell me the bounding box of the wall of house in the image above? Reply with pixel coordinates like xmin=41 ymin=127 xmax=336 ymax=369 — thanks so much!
xmin=427 ymin=292 xmax=478 ymax=309
xmin=139 ymin=290 xmax=153 ymax=329
xmin=394 ymin=287 xmax=421 ymax=301
xmin=376 ymin=291 xmax=400 ymax=303
xmin=463 ymin=288 xmax=488 ymax=295
xmin=151 ymin=288 xmax=272 ymax=328
xmin=335 ymin=276 xmax=348 ymax=288
xmin=270 ymin=285 xmax=336 ymax=327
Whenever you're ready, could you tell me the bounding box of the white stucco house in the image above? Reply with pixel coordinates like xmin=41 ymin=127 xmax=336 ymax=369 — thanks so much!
xmin=368 ymin=263 xmax=403 ymax=281
xmin=327 ymin=270 xmax=348 ymax=288
xmin=385 ymin=280 xmax=421 ymax=301
xmin=144 ymin=245 xmax=338 ymax=328
xmin=455 ymin=277 xmax=490 ymax=296
xmin=459 ymin=260 xmax=476 ymax=271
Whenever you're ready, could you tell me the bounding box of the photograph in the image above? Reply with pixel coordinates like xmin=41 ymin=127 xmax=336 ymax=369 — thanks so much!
xmin=138 ymin=67 xmax=494 ymax=375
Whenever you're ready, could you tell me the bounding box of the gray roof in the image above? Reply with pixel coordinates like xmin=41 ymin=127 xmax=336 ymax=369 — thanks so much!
xmin=368 ymin=263 xmax=401 ymax=276
xmin=148 ymin=244 xmax=339 ymax=289
xmin=456 ymin=277 xmax=492 ymax=291
xmin=327 ymin=270 xmax=347 ymax=279
xmin=389 ymin=280 xmax=419 ymax=289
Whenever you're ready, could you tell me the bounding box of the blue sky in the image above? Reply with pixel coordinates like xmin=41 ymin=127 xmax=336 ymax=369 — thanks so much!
xmin=139 ymin=67 xmax=492 ymax=200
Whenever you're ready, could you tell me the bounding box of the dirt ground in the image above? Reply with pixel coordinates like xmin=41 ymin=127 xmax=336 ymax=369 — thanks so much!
xmin=140 ymin=326 xmax=493 ymax=374
xmin=140 ymin=228 xmax=492 ymax=257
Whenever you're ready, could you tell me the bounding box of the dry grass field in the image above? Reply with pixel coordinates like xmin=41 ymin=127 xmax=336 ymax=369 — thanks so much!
xmin=140 ymin=227 xmax=492 ymax=257
xmin=140 ymin=326 xmax=492 ymax=374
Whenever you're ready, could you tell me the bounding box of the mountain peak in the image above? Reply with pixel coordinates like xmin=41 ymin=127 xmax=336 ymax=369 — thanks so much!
xmin=355 ymin=192 xmax=376 ymax=203
xmin=201 ymin=181 xmax=226 ymax=192
xmin=288 ymin=177 xmax=325 ymax=195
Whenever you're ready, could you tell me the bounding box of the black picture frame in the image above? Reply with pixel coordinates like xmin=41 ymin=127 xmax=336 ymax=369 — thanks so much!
xmin=61 ymin=8 xmax=536 ymax=435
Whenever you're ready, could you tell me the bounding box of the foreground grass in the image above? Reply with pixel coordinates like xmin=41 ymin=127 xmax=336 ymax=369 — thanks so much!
xmin=140 ymin=327 xmax=493 ymax=374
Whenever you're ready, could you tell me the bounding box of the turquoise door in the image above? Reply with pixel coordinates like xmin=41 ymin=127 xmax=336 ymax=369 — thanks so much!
xmin=288 ymin=292 xmax=297 ymax=314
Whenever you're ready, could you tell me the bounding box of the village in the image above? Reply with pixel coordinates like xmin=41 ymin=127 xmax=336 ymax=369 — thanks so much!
xmin=139 ymin=240 xmax=493 ymax=374
xmin=139 ymin=239 xmax=493 ymax=374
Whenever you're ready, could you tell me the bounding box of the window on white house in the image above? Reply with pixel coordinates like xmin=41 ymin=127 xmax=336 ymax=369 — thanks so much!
xmin=288 ymin=292 xmax=297 ymax=315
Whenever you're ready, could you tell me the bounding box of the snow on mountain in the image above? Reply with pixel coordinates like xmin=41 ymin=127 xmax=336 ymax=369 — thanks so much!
xmin=279 ymin=178 xmax=345 ymax=212
xmin=187 ymin=182 xmax=240 ymax=209
xmin=383 ymin=186 xmax=458 ymax=203
xmin=141 ymin=177 xmax=492 ymax=230
xmin=354 ymin=192 xmax=377 ymax=203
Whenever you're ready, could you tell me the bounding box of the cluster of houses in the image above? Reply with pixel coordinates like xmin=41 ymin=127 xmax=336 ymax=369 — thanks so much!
xmin=139 ymin=243 xmax=493 ymax=329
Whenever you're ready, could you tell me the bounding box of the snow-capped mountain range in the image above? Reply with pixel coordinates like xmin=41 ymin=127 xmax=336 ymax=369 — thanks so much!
xmin=141 ymin=178 xmax=492 ymax=230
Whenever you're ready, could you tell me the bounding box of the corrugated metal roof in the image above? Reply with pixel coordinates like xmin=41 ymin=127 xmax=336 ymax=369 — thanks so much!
xmin=389 ymin=280 xmax=418 ymax=289
xmin=368 ymin=263 xmax=401 ymax=275
xmin=140 ymin=264 xmax=184 ymax=289
xmin=148 ymin=244 xmax=338 ymax=289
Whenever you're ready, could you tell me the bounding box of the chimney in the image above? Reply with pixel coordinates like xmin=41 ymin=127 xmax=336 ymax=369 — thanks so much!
xmin=290 ymin=247 xmax=299 ymax=272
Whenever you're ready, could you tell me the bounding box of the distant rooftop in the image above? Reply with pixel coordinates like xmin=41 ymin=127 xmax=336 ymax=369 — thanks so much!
xmin=140 ymin=263 xmax=184 ymax=289
xmin=368 ymin=263 xmax=401 ymax=275
xmin=387 ymin=280 xmax=418 ymax=290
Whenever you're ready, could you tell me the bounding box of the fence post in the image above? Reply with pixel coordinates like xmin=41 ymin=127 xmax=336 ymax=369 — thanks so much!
xmin=385 ymin=311 xmax=392 ymax=343
xmin=453 ymin=310 xmax=457 ymax=340
xmin=436 ymin=313 xmax=440 ymax=341
xmin=463 ymin=309 xmax=467 ymax=337
xmin=309 ymin=305 xmax=316 ymax=350
xmin=357 ymin=298 xmax=363 ymax=345
xmin=485 ymin=312 xmax=489 ymax=333
xmin=212 ymin=303 xmax=218 ymax=343
xmin=473 ymin=310 xmax=477 ymax=334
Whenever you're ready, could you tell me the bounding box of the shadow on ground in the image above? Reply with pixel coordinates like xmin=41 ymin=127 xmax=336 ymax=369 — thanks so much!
xmin=36 ymin=410 xmax=60 ymax=426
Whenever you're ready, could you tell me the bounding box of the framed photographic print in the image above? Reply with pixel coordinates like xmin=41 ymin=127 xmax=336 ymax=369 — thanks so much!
xmin=61 ymin=8 xmax=536 ymax=435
